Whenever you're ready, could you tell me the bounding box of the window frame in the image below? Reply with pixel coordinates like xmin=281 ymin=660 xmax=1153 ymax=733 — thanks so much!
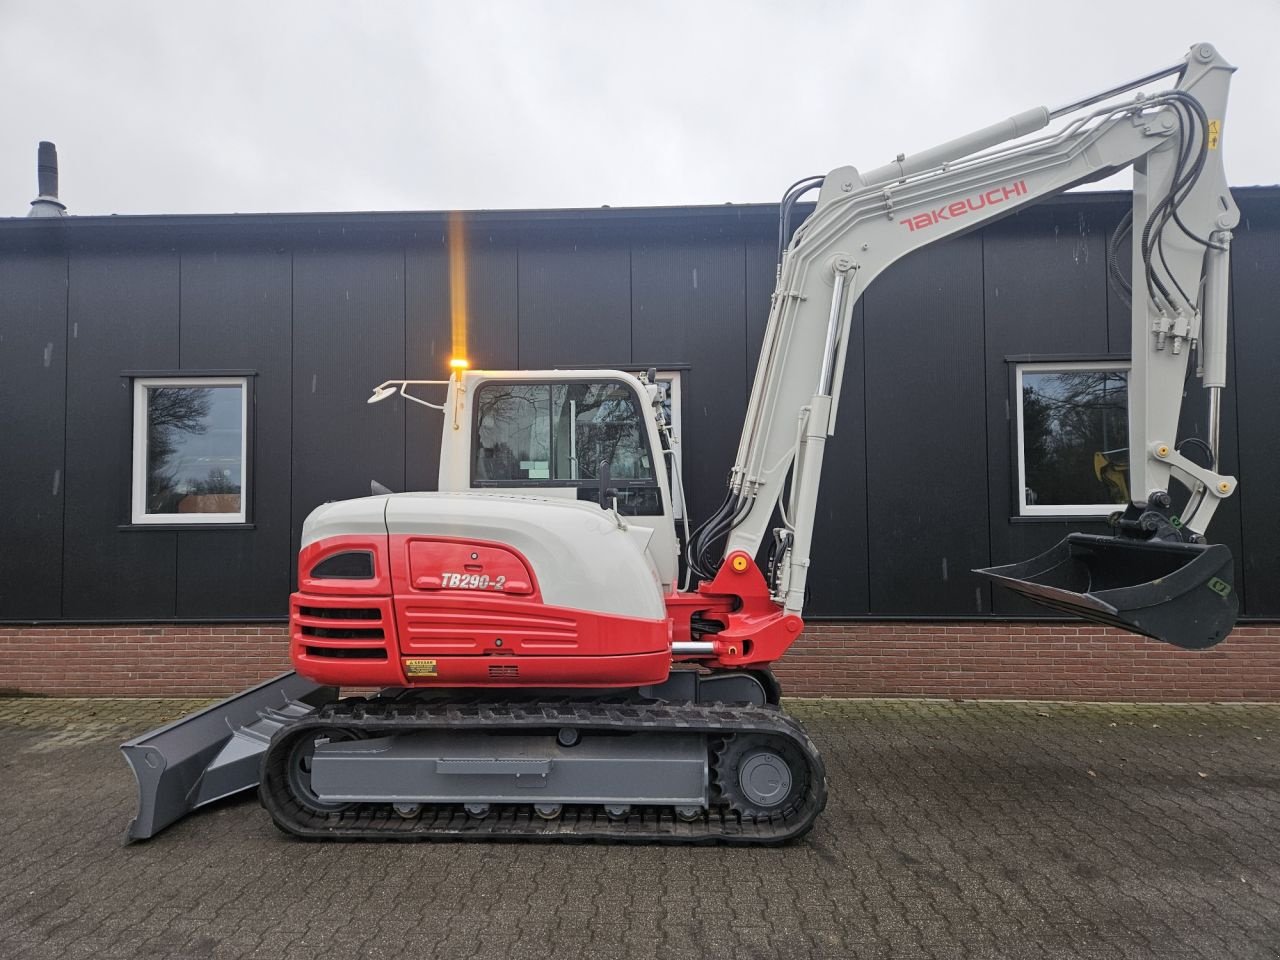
xmin=642 ymin=371 xmax=684 ymax=518
xmin=1014 ymin=359 xmax=1130 ymax=518
xmin=130 ymin=375 xmax=250 ymax=526
xmin=468 ymin=376 xmax=663 ymax=497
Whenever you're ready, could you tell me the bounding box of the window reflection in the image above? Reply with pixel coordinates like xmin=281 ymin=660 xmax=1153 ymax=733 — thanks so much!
xmin=1021 ymin=368 xmax=1128 ymax=508
xmin=553 ymin=382 xmax=654 ymax=481
xmin=473 ymin=385 xmax=551 ymax=481
xmin=475 ymin=381 xmax=653 ymax=483
xmin=145 ymin=385 xmax=244 ymax=515
xmin=473 ymin=380 xmax=660 ymax=516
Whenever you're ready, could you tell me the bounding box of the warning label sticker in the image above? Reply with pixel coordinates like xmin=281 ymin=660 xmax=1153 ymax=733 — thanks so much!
xmin=404 ymin=659 xmax=438 ymax=677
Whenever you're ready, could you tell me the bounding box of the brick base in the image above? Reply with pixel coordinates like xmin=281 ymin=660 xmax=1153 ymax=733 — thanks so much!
xmin=773 ymin=622 xmax=1280 ymax=702
xmin=1 ymin=621 xmax=1277 ymax=700
xmin=0 ymin=624 xmax=292 ymax=697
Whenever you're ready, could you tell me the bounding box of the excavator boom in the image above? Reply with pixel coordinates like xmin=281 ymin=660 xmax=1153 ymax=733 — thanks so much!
xmin=689 ymin=42 xmax=1240 ymax=648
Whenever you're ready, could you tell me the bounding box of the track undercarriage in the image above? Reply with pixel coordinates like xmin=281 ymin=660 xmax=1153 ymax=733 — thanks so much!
xmin=259 ymin=673 xmax=827 ymax=845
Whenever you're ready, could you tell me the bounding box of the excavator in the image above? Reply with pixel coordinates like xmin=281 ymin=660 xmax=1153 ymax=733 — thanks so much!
xmin=123 ymin=42 xmax=1241 ymax=844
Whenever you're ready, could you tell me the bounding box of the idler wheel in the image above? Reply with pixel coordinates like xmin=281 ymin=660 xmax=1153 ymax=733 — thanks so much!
xmin=284 ymin=728 xmax=362 ymax=815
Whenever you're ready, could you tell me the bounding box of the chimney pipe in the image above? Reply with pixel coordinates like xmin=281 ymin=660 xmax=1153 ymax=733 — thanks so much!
xmin=28 ymin=141 xmax=67 ymax=217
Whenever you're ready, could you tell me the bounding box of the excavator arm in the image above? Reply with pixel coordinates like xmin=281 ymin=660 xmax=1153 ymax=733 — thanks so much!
xmin=688 ymin=42 xmax=1239 ymax=649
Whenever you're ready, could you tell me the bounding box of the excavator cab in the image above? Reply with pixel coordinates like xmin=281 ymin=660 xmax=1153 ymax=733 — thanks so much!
xmin=977 ymin=534 xmax=1237 ymax=650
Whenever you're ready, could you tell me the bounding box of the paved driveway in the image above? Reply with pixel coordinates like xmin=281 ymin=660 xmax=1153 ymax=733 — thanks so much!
xmin=1 ymin=697 xmax=1277 ymax=960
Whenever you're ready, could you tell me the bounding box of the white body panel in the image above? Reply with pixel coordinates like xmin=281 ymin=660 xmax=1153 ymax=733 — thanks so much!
xmin=387 ymin=493 xmax=667 ymax=620
xmin=302 ymin=493 xmax=667 ymax=621
xmin=302 ymin=497 xmax=390 ymax=545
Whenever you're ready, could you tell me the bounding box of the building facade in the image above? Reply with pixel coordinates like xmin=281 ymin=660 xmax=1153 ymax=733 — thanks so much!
xmin=2 ymin=190 xmax=1277 ymax=698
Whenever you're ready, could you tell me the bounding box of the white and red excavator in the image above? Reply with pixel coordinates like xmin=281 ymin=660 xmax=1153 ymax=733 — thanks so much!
xmin=124 ymin=43 xmax=1242 ymax=844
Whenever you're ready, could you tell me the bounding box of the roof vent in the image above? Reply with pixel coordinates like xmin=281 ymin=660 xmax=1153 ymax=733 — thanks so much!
xmin=28 ymin=141 xmax=67 ymax=218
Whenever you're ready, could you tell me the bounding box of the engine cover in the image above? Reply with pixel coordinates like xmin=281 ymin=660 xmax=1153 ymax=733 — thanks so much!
xmin=291 ymin=493 xmax=673 ymax=688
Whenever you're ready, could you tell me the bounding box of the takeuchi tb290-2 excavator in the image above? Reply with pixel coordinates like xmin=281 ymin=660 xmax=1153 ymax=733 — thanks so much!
xmin=124 ymin=43 xmax=1242 ymax=844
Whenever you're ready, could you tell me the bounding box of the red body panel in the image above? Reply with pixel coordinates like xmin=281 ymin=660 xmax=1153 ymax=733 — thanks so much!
xmin=290 ymin=533 xmax=672 ymax=688
xmin=291 ymin=535 xmax=405 ymax=686
xmin=406 ymin=539 xmax=536 ymax=595
xmin=297 ymin=535 xmax=394 ymax=598
xmin=396 ymin=652 xmax=669 ymax=686
xmin=291 ymin=592 xmax=405 ymax=687
xmin=290 ymin=534 xmax=806 ymax=689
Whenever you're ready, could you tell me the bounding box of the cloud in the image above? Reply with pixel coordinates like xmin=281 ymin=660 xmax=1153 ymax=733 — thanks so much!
xmin=2 ymin=0 xmax=1276 ymax=216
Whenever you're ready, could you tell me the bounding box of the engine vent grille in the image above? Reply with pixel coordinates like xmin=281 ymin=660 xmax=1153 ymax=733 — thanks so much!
xmin=300 ymin=626 xmax=383 ymax=640
xmin=488 ymin=663 xmax=519 ymax=679
xmin=298 ymin=606 xmax=380 ymax=620
xmin=294 ymin=603 xmax=389 ymax=661
xmin=303 ymin=646 xmax=388 ymax=660
xmin=297 ymin=606 xmax=385 ymax=641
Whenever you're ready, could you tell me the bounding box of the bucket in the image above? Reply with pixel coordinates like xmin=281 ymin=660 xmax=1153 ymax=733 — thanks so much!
xmin=976 ymin=534 xmax=1237 ymax=650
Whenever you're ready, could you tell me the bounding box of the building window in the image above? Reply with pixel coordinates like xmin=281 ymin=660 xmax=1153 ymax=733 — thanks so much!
xmin=131 ymin=377 xmax=248 ymax=524
xmin=1015 ymin=362 xmax=1129 ymax=516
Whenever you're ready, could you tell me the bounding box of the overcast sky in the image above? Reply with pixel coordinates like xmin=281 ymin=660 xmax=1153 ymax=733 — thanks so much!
xmin=2 ymin=0 xmax=1277 ymax=217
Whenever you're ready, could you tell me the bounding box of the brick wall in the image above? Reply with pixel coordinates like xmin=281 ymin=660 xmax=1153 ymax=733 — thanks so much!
xmin=1 ymin=621 xmax=1278 ymax=700
xmin=0 ymin=624 xmax=291 ymax=697
xmin=773 ymin=622 xmax=1280 ymax=701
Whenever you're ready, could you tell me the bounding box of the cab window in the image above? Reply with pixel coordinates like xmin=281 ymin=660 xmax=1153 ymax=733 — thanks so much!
xmin=472 ymin=380 xmax=661 ymax=515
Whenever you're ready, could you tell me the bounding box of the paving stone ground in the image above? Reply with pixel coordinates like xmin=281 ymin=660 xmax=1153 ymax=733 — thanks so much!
xmin=0 ymin=696 xmax=1277 ymax=960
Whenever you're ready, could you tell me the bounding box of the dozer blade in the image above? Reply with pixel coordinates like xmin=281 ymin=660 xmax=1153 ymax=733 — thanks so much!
xmin=120 ymin=672 xmax=335 ymax=841
xmin=976 ymin=534 xmax=1237 ymax=650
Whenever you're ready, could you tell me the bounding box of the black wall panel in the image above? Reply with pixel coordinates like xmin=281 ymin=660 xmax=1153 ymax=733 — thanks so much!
xmin=0 ymin=253 xmax=67 ymax=619
xmin=630 ymin=237 xmax=746 ymax=525
xmin=517 ymin=238 xmax=631 ymax=368
xmin=1097 ymin=203 xmax=1135 ymax=356
xmin=2 ymin=192 xmax=1276 ymax=624
xmin=63 ymin=251 xmax=180 ymax=618
xmin=981 ymin=207 xmax=1115 ymax=615
xmin=176 ymin=249 xmax=293 ymax=618
xmin=1232 ymin=204 xmax=1280 ymax=615
xmin=805 ymin=300 xmax=870 ymax=618
xmin=744 ymin=237 xmax=776 ymax=381
xmin=291 ymin=248 xmax=406 ymax=557
xmin=404 ymin=235 xmax=518 ymax=491
xmin=862 ymin=237 xmax=990 ymax=616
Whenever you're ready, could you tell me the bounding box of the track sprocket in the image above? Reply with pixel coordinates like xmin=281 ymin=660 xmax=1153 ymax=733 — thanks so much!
xmin=712 ymin=732 xmax=811 ymax=819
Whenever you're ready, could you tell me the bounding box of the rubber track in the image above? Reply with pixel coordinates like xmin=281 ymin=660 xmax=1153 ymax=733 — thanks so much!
xmin=259 ymin=697 xmax=827 ymax=845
